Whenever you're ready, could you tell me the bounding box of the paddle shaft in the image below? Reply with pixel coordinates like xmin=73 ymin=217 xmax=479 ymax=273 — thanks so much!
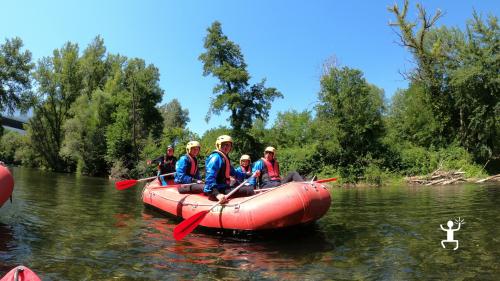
xmin=207 ymin=173 xmax=256 ymax=211
xmin=139 ymin=172 xmax=175 ymax=182
xmin=172 ymin=173 xmax=256 ymax=240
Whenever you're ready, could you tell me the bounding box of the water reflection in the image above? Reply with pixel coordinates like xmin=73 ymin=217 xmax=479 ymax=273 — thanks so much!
xmin=0 ymin=223 xmax=15 ymax=273
xmin=1 ymin=167 xmax=499 ymax=280
xmin=135 ymin=209 xmax=338 ymax=280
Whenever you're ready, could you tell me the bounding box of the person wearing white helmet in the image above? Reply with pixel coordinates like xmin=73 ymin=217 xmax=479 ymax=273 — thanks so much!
xmin=175 ymin=141 xmax=204 ymax=193
xmin=236 ymin=154 xmax=252 ymax=173
xmin=250 ymin=146 xmax=304 ymax=188
xmin=203 ymin=135 xmax=253 ymax=201
xmin=234 ymin=154 xmax=253 ymax=185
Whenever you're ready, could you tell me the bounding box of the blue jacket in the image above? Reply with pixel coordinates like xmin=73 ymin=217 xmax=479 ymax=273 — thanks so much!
xmin=174 ymin=155 xmax=201 ymax=184
xmin=203 ymin=151 xmax=246 ymax=194
xmin=249 ymin=159 xmax=265 ymax=186
xmin=235 ymin=165 xmax=252 ymax=184
xmin=235 ymin=165 xmax=251 ymax=174
xmin=249 ymin=159 xmax=281 ymax=186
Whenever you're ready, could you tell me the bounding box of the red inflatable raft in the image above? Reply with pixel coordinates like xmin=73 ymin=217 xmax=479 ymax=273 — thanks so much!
xmin=0 ymin=165 xmax=14 ymax=208
xmin=142 ymin=180 xmax=332 ymax=230
xmin=0 ymin=266 xmax=41 ymax=281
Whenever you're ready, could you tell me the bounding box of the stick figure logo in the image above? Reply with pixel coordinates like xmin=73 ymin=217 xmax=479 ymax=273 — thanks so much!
xmin=440 ymin=217 xmax=465 ymax=250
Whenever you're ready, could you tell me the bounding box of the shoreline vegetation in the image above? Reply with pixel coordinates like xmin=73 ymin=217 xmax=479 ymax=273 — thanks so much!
xmin=1 ymin=0 xmax=499 ymax=185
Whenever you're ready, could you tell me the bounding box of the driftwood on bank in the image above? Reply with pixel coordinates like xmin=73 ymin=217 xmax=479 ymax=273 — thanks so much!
xmin=405 ymin=169 xmax=466 ymax=185
xmin=406 ymin=169 xmax=500 ymax=185
xmin=475 ymin=174 xmax=500 ymax=183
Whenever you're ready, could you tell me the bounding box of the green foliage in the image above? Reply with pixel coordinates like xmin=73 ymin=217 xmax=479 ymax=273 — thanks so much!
xmin=276 ymin=144 xmax=317 ymax=177
xmin=386 ymin=84 xmax=442 ymax=148
xmin=11 ymin=129 xmax=41 ymax=167
xmin=160 ymin=98 xmax=190 ymax=129
xmin=0 ymin=130 xmax=24 ymax=164
xmin=199 ymin=21 xmax=282 ymax=155
xmin=270 ymin=110 xmax=316 ymax=148
xmin=315 ymin=65 xmax=386 ymax=182
xmin=431 ymin=145 xmax=487 ymax=178
xmin=449 ymin=13 xmax=500 ymax=163
xmin=389 ymin=1 xmax=500 ymax=165
xmin=396 ymin=143 xmax=487 ymax=178
xmin=101 ymin=53 xmax=164 ymax=177
xmin=29 ymin=41 xmax=83 ymax=171
xmin=61 ymin=90 xmax=113 ymax=176
xmin=3 ymin=13 xmax=497 ymax=183
xmin=363 ymin=163 xmax=390 ymax=186
xmin=316 ymin=165 xmax=340 ymax=182
xmin=0 ymin=37 xmax=34 ymax=116
xmin=398 ymin=144 xmax=434 ymax=176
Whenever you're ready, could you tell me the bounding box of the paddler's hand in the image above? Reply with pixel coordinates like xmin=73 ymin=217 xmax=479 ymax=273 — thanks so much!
xmin=216 ymin=194 xmax=227 ymax=203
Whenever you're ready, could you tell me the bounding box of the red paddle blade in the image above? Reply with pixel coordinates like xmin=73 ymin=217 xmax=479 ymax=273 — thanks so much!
xmin=115 ymin=179 xmax=138 ymax=190
xmin=315 ymin=177 xmax=337 ymax=183
xmin=173 ymin=210 xmax=210 ymax=241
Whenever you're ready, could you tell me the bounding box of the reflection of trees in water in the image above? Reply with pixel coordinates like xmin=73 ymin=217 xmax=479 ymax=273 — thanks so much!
xmin=139 ymin=210 xmax=338 ymax=280
xmin=0 ymin=223 xmax=15 ymax=273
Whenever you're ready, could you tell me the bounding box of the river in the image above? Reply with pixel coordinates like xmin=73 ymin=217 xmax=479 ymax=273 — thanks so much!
xmin=1 ymin=167 xmax=499 ymax=280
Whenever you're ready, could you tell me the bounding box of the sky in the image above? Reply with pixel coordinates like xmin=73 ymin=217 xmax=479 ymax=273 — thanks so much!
xmin=1 ymin=0 xmax=498 ymax=136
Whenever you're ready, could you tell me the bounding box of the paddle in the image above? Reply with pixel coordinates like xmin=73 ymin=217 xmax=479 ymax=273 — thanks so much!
xmin=173 ymin=173 xmax=256 ymax=241
xmin=314 ymin=177 xmax=337 ymax=184
xmin=115 ymin=173 xmax=175 ymax=190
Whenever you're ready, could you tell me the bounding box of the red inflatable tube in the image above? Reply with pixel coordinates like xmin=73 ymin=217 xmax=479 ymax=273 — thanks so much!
xmin=143 ymin=179 xmax=332 ymax=231
xmin=0 ymin=266 xmax=41 ymax=281
xmin=0 ymin=165 xmax=14 ymax=208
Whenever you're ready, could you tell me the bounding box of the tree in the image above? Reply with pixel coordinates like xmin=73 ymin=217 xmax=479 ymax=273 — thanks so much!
xmin=0 ymin=37 xmax=33 ymax=114
xmin=199 ymin=21 xmax=282 ymax=153
xmin=386 ymin=83 xmax=441 ymax=148
xmin=60 ymin=90 xmax=113 ymax=175
xmin=0 ymin=37 xmax=34 ymax=135
xmin=29 ymin=42 xmax=83 ymax=171
xmin=450 ymin=13 xmax=500 ymax=163
xmin=159 ymin=98 xmax=190 ymax=129
xmin=105 ymin=57 xmax=164 ymax=176
xmin=388 ymin=1 xmax=453 ymax=142
xmin=0 ymin=130 xmax=24 ymax=164
xmin=316 ymin=65 xmax=386 ymax=181
xmin=79 ymin=36 xmax=108 ymax=98
xmin=389 ymin=1 xmax=499 ymax=166
xmin=59 ymin=37 xmax=114 ymax=175
xmin=271 ymin=110 xmax=316 ymax=148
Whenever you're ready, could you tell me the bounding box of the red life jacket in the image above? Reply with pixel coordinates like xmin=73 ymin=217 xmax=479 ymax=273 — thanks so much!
xmin=261 ymin=158 xmax=281 ymax=181
xmin=186 ymin=154 xmax=198 ymax=176
xmin=240 ymin=165 xmax=250 ymax=173
xmin=213 ymin=150 xmax=231 ymax=185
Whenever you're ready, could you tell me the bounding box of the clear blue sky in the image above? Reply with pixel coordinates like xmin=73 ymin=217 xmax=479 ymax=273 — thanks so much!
xmin=1 ymin=0 xmax=498 ymax=136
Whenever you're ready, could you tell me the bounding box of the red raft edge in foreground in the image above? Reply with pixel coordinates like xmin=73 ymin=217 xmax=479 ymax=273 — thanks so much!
xmin=0 ymin=266 xmax=41 ymax=281
xmin=142 ymin=179 xmax=332 ymax=231
xmin=0 ymin=165 xmax=14 ymax=208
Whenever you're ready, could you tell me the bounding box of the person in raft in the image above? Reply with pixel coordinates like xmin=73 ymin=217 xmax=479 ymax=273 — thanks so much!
xmin=176 ymin=141 xmax=204 ymax=194
xmin=234 ymin=154 xmax=253 ymax=185
xmin=250 ymin=146 xmax=304 ymax=188
xmin=203 ymin=135 xmax=253 ymax=201
xmin=148 ymin=145 xmax=177 ymax=186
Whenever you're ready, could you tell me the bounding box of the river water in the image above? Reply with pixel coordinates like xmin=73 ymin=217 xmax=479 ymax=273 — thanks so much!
xmin=1 ymin=167 xmax=499 ymax=280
